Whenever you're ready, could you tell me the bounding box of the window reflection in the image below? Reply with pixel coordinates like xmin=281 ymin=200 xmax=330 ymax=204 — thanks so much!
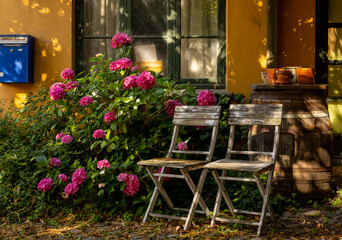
xmin=328 ymin=28 xmax=342 ymax=61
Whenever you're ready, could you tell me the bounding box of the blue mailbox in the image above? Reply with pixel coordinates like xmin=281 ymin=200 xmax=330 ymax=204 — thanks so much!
xmin=0 ymin=35 xmax=34 ymax=83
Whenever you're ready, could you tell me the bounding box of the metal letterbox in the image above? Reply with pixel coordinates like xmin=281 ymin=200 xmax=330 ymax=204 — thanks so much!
xmin=0 ymin=35 xmax=34 ymax=83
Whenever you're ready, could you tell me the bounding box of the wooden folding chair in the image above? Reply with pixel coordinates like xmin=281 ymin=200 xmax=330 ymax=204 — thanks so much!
xmin=195 ymin=104 xmax=283 ymax=236
xmin=137 ymin=105 xmax=221 ymax=230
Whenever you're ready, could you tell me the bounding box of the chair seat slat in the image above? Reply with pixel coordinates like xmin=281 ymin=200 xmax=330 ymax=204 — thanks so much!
xmin=173 ymin=119 xmax=219 ymax=126
xmin=204 ymin=159 xmax=273 ymax=173
xmin=138 ymin=158 xmax=208 ymax=169
xmin=229 ymin=150 xmax=273 ymax=156
xmin=172 ymin=150 xmax=209 ymax=155
xmin=174 ymin=112 xmax=220 ymax=120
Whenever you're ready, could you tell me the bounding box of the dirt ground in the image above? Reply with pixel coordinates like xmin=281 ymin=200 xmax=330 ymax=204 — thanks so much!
xmin=0 ymin=201 xmax=341 ymax=240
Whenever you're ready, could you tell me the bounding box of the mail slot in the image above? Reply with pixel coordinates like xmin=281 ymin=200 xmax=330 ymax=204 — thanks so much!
xmin=0 ymin=35 xmax=34 ymax=83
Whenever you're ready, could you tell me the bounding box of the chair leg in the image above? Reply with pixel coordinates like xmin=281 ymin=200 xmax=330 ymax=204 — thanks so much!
xmin=181 ymin=169 xmax=210 ymax=216
xmin=145 ymin=166 xmax=175 ymax=208
xmin=253 ymin=173 xmax=275 ymax=221
xmin=257 ymin=169 xmax=275 ymax=236
xmin=183 ymin=169 xmax=209 ymax=230
xmin=210 ymin=170 xmax=235 ymax=227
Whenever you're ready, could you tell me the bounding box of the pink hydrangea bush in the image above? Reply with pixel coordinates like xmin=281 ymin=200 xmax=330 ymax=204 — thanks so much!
xmin=49 ymin=83 xmax=66 ymax=101
xmin=122 ymin=75 xmax=138 ymax=90
xmin=61 ymin=134 xmax=73 ymax=144
xmin=109 ymin=58 xmax=133 ymax=71
xmin=93 ymin=129 xmax=106 ymax=139
xmin=66 ymin=81 xmax=79 ymax=90
xmin=177 ymin=141 xmax=188 ymax=150
xmin=98 ymin=183 xmax=106 ymax=188
xmin=49 ymin=157 xmax=61 ymax=167
xmin=156 ymin=167 xmax=172 ymax=181
xmin=136 ymin=71 xmax=155 ymax=90
xmin=118 ymin=173 xmax=140 ymax=197
xmin=56 ymin=132 xmax=66 ymax=140
xmin=72 ymin=168 xmax=87 ymax=185
xmin=58 ymin=174 xmax=68 ymax=182
xmin=61 ymin=68 xmax=75 ymax=80
xmin=104 ymin=111 xmax=116 ymax=123
xmin=97 ymin=159 xmax=110 ymax=169
xmin=80 ymin=96 xmax=93 ymax=107
xmin=197 ymin=90 xmax=217 ymax=106
xmin=37 ymin=178 xmax=53 ymax=192
xmin=64 ymin=182 xmax=79 ymax=195
xmin=165 ymin=100 xmax=182 ymax=117
xmin=111 ymin=33 xmax=131 ymax=49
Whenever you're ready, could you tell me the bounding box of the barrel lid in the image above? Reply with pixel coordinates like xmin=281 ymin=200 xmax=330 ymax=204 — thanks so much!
xmin=250 ymin=84 xmax=328 ymax=90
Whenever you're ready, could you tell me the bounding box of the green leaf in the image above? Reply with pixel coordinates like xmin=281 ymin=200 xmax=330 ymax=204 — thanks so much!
xmin=90 ymin=141 xmax=101 ymax=150
xmin=100 ymin=141 xmax=108 ymax=149
xmin=97 ymin=189 xmax=104 ymax=196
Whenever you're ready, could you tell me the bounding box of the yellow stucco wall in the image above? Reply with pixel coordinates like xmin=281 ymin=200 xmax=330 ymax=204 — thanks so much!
xmin=226 ymin=0 xmax=266 ymax=97
xmin=0 ymin=0 xmax=73 ymax=109
xmin=277 ymin=0 xmax=315 ymax=68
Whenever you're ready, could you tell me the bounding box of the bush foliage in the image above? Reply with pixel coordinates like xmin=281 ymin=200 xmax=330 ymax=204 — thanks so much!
xmin=0 ymin=33 xmax=252 ymax=221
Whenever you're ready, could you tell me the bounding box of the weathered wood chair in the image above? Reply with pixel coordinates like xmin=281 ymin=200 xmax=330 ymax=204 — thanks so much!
xmin=194 ymin=104 xmax=283 ymax=236
xmin=137 ymin=105 xmax=221 ymax=230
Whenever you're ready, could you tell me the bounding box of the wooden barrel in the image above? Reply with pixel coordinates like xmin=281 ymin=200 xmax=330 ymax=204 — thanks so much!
xmin=249 ymin=84 xmax=333 ymax=200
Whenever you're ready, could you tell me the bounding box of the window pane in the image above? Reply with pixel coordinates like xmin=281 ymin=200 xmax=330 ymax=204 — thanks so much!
xmin=328 ymin=65 xmax=342 ymax=97
xmin=84 ymin=39 xmax=113 ymax=70
xmin=84 ymin=0 xmax=119 ymax=36
xmin=329 ymin=0 xmax=342 ymax=23
xmin=132 ymin=39 xmax=167 ymax=74
xmin=328 ymin=28 xmax=342 ymax=60
xmin=131 ymin=0 xmax=167 ymax=36
xmin=181 ymin=0 xmax=217 ymax=36
xmin=181 ymin=39 xmax=217 ymax=79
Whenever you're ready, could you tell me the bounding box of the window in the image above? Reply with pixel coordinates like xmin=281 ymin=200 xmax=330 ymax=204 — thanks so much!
xmin=316 ymin=0 xmax=342 ymax=96
xmin=75 ymin=0 xmax=226 ymax=88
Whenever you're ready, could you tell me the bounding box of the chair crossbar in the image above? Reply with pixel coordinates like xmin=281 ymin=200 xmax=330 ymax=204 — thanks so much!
xmin=218 ymin=176 xmax=256 ymax=182
xmin=153 ymin=173 xmax=185 ymax=179
xmin=173 ymin=207 xmax=206 ymax=214
xmin=215 ymin=217 xmax=260 ymax=226
xmin=171 ymin=150 xmax=209 ymax=155
xmin=149 ymin=213 xmax=187 ymax=221
xmin=234 ymin=209 xmax=261 ymax=216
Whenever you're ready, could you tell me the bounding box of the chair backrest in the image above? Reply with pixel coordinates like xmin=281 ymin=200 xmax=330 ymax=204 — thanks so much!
xmin=226 ymin=104 xmax=283 ymax=164
xmin=167 ymin=105 xmax=221 ymax=162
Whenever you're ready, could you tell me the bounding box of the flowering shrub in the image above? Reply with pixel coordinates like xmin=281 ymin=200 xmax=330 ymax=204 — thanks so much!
xmin=37 ymin=178 xmax=53 ymax=192
xmin=136 ymin=71 xmax=155 ymax=89
xmin=49 ymin=157 xmax=61 ymax=167
xmin=118 ymin=173 xmax=140 ymax=197
xmin=197 ymin=89 xmax=217 ymax=106
xmin=177 ymin=141 xmax=188 ymax=151
xmin=61 ymin=134 xmax=73 ymax=144
xmin=92 ymin=129 xmax=106 ymax=139
xmin=80 ymin=96 xmax=93 ymax=107
xmin=104 ymin=112 xmax=116 ymax=123
xmin=97 ymin=159 xmax=110 ymax=169
xmin=111 ymin=32 xmax=131 ymax=49
xmin=58 ymin=174 xmax=68 ymax=182
xmin=64 ymin=182 xmax=79 ymax=195
xmin=72 ymin=168 xmax=87 ymax=185
xmin=61 ymin=68 xmax=75 ymax=80
xmin=165 ymin=100 xmax=182 ymax=117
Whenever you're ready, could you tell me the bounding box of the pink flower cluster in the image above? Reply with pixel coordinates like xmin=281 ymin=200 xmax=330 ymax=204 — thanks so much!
xmin=72 ymin=168 xmax=87 ymax=185
xmin=104 ymin=111 xmax=116 ymax=123
xmin=61 ymin=68 xmax=75 ymax=80
xmin=49 ymin=157 xmax=61 ymax=167
xmin=58 ymin=174 xmax=68 ymax=182
xmin=37 ymin=178 xmax=53 ymax=192
xmin=109 ymin=58 xmax=133 ymax=71
xmin=66 ymin=81 xmax=79 ymax=90
xmin=136 ymin=71 xmax=155 ymax=90
xmin=197 ymin=90 xmax=217 ymax=106
xmin=97 ymin=159 xmax=110 ymax=169
xmin=49 ymin=82 xmax=66 ymax=101
xmin=177 ymin=141 xmax=188 ymax=151
xmin=80 ymin=96 xmax=93 ymax=107
xmin=165 ymin=100 xmax=182 ymax=117
xmin=63 ymin=169 xmax=88 ymax=195
xmin=56 ymin=132 xmax=66 ymax=140
xmin=111 ymin=33 xmax=131 ymax=49
xmin=64 ymin=182 xmax=79 ymax=195
xmin=156 ymin=167 xmax=171 ymax=182
xmin=122 ymin=75 xmax=138 ymax=90
xmin=61 ymin=134 xmax=73 ymax=144
xmin=93 ymin=129 xmax=106 ymax=139
xmin=117 ymin=173 xmax=140 ymax=197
